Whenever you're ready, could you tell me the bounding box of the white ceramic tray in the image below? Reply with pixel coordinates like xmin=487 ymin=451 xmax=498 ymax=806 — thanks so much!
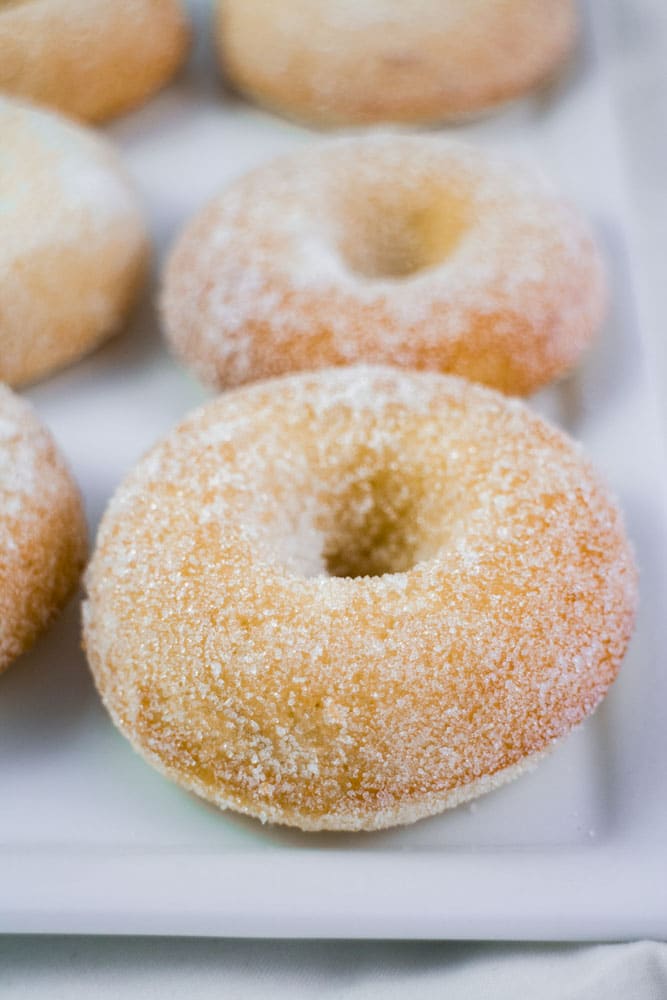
xmin=1 ymin=1 xmax=666 ymax=939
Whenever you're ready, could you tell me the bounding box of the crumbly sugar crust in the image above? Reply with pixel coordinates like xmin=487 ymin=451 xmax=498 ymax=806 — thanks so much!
xmin=218 ymin=0 xmax=577 ymax=125
xmin=162 ymin=135 xmax=606 ymax=396
xmin=0 ymin=97 xmax=149 ymax=385
xmin=83 ymin=366 xmax=637 ymax=831
xmin=0 ymin=384 xmax=87 ymax=672
xmin=0 ymin=0 xmax=189 ymax=123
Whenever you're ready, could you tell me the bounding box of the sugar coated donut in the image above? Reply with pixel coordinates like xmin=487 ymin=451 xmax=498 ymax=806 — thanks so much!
xmin=162 ymin=137 xmax=605 ymax=396
xmin=0 ymin=98 xmax=149 ymax=387
xmin=0 ymin=0 xmax=189 ymax=122
xmin=83 ymin=366 xmax=637 ymax=831
xmin=0 ymin=385 xmax=87 ymax=674
xmin=217 ymin=0 xmax=577 ymax=126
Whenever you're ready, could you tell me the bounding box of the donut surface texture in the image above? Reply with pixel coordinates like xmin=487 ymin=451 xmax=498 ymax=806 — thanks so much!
xmin=162 ymin=137 xmax=606 ymax=396
xmin=0 ymin=0 xmax=189 ymax=122
xmin=217 ymin=0 xmax=577 ymax=125
xmin=0 ymin=384 xmax=87 ymax=674
xmin=83 ymin=366 xmax=638 ymax=831
xmin=0 ymin=98 xmax=149 ymax=387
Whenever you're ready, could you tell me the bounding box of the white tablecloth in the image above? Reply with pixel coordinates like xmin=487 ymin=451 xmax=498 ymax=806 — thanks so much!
xmin=1 ymin=0 xmax=665 ymax=994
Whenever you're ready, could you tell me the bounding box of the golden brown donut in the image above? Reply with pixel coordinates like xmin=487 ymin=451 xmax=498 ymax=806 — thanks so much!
xmin=0 ymin=0 xmax=190 ymax=123
xmin=0 ymin=384 xmax=87 ymax=674
xmin=162 ymin=136 xmax=606 ymax=396
xmin=83 ymin=366 xmax=637 ymax=831
xmin=0 ymin=97 xmax=149 ymax=387
xmin=217 ymin=0 xmax=577 ymax=126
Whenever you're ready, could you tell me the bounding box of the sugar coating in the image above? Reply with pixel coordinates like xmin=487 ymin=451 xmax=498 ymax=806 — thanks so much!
xmin=83 ymin=366 xmax=638 ymax=831
xmin=0 ymin=0 xmax=189 ymax=123
xmin=0 ymin=384 xmax=87 ymax=673
xmin=218 ymin=0 xmax=577 ymax=126
xmin=162 ymin=135 xmax=606 ymax=397
xmin=0 ymin=97 xmax=149 ymax=386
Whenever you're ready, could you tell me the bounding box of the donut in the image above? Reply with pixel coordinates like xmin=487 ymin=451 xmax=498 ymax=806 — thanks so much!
xmin=0 ymin=97 xmax=149 ymax=387
xmin=217 ymin=0 xmax=577 ymax=126
xmin=0 ymin=385 xmax=87 ymax=674
xmin=0 ymin=0 xmax=189 ymax=123
xmin=83 ymin=366 xmax=637 ymax=831
xmin=162 ymin=136 xmax=606 ymax=397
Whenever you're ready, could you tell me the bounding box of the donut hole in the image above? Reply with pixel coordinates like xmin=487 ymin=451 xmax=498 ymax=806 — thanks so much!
xmin=335 ymin=182 xmax=470 ymax=280
xmin=322 ymin=470 xmax=426 ymax=578
xmin=286 ymin=460 xmax=451 ymax=579
xmin=322 ymin=515 xmax=420 ymax=578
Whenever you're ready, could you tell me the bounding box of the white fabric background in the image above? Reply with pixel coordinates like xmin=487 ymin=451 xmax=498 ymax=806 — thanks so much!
xmin=1 ymin=0 xmax=665 ymax=994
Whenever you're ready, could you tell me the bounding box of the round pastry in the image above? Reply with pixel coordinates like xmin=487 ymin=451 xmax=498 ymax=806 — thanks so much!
xmin=0 ymin=384 xmax=87 ymax=674
xmin=0 ymin=97 xmax=149 ymax=387
xmin=217 ymin=0 xmax=577 ymax=126
xmin=0 ymin=0 xmax=190 ymax=123
xmin=83 ymin=366 xmax=637 ymax=831
xmin=162 ymin=136 xmax=606 ymax=397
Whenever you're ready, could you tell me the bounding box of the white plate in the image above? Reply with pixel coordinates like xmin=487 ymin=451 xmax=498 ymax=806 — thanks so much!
xmin=1 ymin=1 xmax=666 ymax=939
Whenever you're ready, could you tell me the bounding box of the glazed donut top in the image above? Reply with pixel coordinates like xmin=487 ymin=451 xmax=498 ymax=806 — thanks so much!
xmin=84 ymin=366 xmax=637 ymax=830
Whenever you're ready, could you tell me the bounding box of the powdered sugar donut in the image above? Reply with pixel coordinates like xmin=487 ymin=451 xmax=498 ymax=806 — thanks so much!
xmin=162 ymin=136 xmax=606 ymax=396
xmin=0 ymin=0 xmax=189 ymax=123
xmin=0 ymin=98 xmax=149 ymax=387
xmin=0 ymin=385 xmax=87 ymax=674
xmin=83 ymin=366 xmax=637 ymax=831
xmin=217 ymin=0 xmax=577 ymax=126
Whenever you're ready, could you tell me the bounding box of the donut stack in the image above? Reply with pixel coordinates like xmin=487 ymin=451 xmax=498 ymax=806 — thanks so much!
xmin=0 ymin=1 xmax=638 ymax=833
